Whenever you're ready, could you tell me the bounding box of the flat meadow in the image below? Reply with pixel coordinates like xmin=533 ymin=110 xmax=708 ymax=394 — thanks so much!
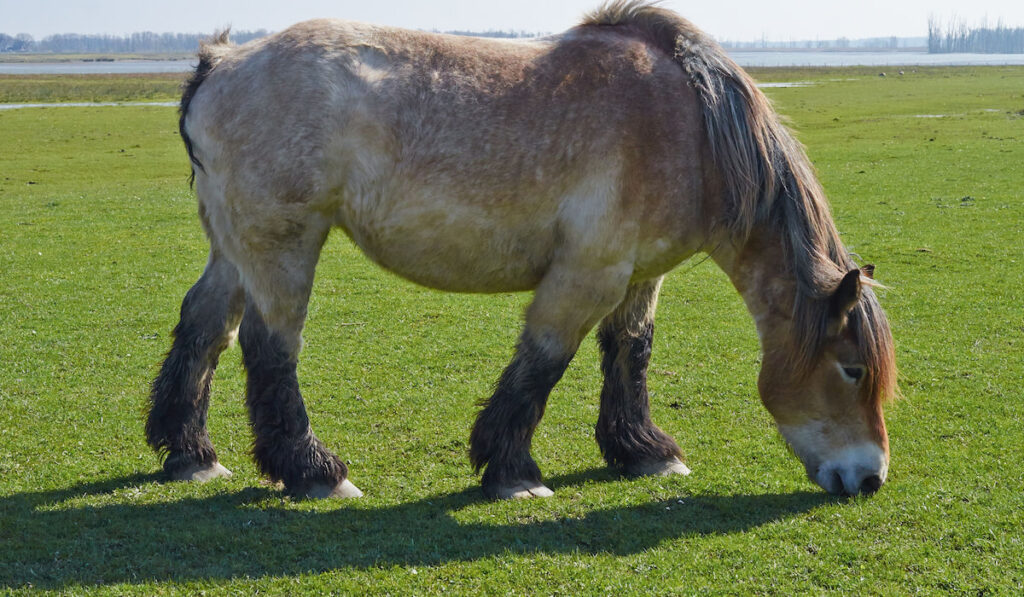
xmin=1 ymin=66 xmax=1022 ymax=594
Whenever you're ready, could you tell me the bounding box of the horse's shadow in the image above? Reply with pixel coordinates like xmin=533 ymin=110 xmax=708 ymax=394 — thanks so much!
xmin=0 ymin=470 xmax=835 ymax=588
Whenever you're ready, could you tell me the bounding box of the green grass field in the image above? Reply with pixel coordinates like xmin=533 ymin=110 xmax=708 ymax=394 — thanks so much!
xmin=1 ymin=66 xmax=1022 ymax=594
xmin=0 ymin=73 xmax=182 ymax=104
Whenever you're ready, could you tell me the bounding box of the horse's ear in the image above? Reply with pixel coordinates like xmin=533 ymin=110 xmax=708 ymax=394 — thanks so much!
xmin=862 ymin=264 xmax=875 ymax=279
xmin=828 ymin=269 xmax=861 ymax=335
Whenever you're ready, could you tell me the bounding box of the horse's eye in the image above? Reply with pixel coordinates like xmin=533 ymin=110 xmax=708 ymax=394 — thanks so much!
xmin=840 ymin=366 xmax=865 ymax=383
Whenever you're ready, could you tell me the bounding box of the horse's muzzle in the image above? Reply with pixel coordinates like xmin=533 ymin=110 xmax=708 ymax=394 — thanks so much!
xmin=814 ymin=462 xmax=887 ymax=496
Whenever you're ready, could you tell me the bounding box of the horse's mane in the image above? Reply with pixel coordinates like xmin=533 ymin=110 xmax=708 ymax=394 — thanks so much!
xmin=583 ymin=1 xmax=897 ymax=407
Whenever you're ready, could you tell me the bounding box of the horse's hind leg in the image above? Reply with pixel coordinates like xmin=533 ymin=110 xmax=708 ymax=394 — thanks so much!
xmin=594 ymin=277 xmax=689 ymax=477
xmin=146 ymin=252 xmax=244 ymax=481
xmin=470 ymin=262 xmax=633 ymax=499
xmin=235 ymin=223 xmax=360 ymax=499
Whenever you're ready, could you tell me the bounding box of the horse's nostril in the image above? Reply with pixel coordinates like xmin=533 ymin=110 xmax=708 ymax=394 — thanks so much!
xmin=830 ymin=470 xmax=845 ymax=495
xmin=860 ymin=474 xmax=883 ymax=495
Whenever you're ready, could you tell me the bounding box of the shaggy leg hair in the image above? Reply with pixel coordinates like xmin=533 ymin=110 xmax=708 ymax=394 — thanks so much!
xmin=594 ymin=279 xmax=682 ymax=472
xmin=469 ymin=335 xmax=571 ymax=498
xmin=238 ymin=298 xmax=347 ymax=496
xmin=146 ymin=256 xmax=243 ymax=478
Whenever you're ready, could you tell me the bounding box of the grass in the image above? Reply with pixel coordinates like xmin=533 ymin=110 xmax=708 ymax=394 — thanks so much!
xmin=0 ymin=73 xmax=183 ymax=104
xmin=1 ymin=67 xmax=1023 ymax=594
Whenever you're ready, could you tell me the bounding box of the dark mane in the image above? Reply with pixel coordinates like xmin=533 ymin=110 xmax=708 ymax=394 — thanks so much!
xmin=583 ymin=1 xmax=897 ymax=406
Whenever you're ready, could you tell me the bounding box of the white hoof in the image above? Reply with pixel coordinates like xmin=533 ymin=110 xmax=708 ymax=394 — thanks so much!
xmin=306 ymin=478 xmax=363 ymax=499
xmin=493 ymin=481 xmax=554 ymax=500
xmin=626 ymin=456 xmax=691 ymax=477
xmin=173 ymin=461 xmax=233 ymax=482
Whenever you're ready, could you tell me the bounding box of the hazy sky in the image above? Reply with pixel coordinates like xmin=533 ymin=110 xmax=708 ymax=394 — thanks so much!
xmin=4 ymin=0 xmax=1024 ymax=41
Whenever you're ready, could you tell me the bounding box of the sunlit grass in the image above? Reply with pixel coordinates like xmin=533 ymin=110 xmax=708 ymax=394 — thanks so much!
xmin=1 ymin=67 xmax=1022 ymax=594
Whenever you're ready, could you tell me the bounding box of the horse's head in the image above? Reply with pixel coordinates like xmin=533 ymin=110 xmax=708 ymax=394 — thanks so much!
xmin=756 ymin=267 xmax=897 ymax=496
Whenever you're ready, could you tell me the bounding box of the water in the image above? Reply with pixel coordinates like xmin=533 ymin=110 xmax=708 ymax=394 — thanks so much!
xmin=2 ymin=50 xmax=1024 ymax=77
xmin=729 ymin=51 xmax=1024 ymax=67
xmin=0 ymin=60 xmax=194 ymax=75
xmin=2 ymin=51 xmax=1024 ymax=75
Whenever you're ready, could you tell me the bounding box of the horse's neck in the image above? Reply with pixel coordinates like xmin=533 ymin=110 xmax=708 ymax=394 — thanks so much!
xmin=711 ymin=228 xmax=796 ymax=347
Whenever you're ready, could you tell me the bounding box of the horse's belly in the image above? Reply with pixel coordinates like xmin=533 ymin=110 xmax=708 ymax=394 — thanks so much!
xmin=336 ymin=198 xmax=557 ymax=293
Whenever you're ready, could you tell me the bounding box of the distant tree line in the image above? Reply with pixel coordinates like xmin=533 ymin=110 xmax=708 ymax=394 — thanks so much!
xmin=721 ymin=36 xmax=925 ymax=51
xmin=0 ymin=33 xmax=35 ymax=52
xmin=927 ymin=17 xmax=1024 ymax=53
xmin=435 ymin=29 xmax=542 ymax=39
xmin=0 ymin=29 xmax=543 ymax=54
xmin=0 ymin=30 xmax=270 ymax=53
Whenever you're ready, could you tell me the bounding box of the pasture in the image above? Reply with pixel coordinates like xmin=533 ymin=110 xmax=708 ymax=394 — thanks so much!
xmin=1 ymin=66 xmax=1022 ymax=594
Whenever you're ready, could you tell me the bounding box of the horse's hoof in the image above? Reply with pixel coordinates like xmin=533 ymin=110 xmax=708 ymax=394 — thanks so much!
xmin=625 ymin=456 xmax=691 ymax=477
xmin=305 ymin=478 xmax=363 ymax=499
xmin=171 ymin=461 xmax=233 ymax=482
xmin=491 ymin=481 xmax=554 ymax=500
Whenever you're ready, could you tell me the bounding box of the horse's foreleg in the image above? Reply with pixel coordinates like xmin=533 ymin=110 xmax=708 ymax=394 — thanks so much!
xmin=595 ymin=277 xmax=688 ymax=477
xmin=468 ymin=333 xmax=570 ymax=500
xmin=235 ymin=225 xmax=360 ymax=499
xmin=146 ymin=252 xmax=244 ymax=481
xmin=470 ymin=262 xmax=633 ymax=499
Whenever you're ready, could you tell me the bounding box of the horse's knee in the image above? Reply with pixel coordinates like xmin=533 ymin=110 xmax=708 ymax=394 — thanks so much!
xmin=238 ymin=294 xmax=303 ymax=363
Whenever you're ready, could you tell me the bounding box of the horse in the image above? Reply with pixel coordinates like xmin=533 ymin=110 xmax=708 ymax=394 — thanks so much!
xmin=145 ymin=0 xmax=897 ymax=500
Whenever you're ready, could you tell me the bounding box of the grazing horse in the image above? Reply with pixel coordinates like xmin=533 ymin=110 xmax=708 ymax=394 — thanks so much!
xmin=146 ymin=0 xmax=897 ymax=500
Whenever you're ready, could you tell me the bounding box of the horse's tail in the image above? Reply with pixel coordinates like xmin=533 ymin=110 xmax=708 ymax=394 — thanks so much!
xmin=582 ymin=1 xmax=819 ymax=245
xmin=180 ymin=30 xmax=233 ymax=183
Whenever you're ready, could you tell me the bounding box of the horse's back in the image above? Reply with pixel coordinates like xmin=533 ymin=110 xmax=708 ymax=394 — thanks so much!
xmin=185 ymin=19 xmax=710 ymax=291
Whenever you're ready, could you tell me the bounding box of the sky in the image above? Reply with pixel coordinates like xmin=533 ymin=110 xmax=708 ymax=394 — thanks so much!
xmin=4 ymin=0 xmax=1024 ymax=42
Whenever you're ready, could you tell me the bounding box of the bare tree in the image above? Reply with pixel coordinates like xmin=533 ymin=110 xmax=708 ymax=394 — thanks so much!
xmin=928 ymin=15 xmax=1024 ymax=53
